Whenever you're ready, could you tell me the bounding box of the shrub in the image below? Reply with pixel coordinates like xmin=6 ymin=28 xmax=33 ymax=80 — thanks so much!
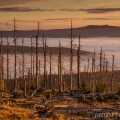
xmin=96 ymin=83 xmax=108 ymax=93
xmin=80 ymin=82 xmax=90 ymax=94
xmin=79 ymin=110 xmax=87 ymax=117
xmin=10 ymin=103 xmax=17 ymax=108
xmin=117 ymin=88 xmax=120 ymax=96
xmin=109 ymin=94 xmax=120 ymax=100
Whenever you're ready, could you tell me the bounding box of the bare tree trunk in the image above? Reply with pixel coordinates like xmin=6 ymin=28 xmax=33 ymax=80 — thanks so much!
xmin=7 ymin=37 xmax=9 ymax=91
xmin=70 ymin=20 xmax=73 ymax=90
xmin=44 ymin=37 xmax=47 ymax=90
xmin=59 ymin=42 xmax=62 ymax=92
xmin=50 ymin=53 xmax=52 ymax=89
xmin=58 ymin=55 xmax=60 ymax=90
xmin=33 ymin=56 xmax=35 ymax=88
xmin=77 ymin=34 xmax=81 ymax=89
xmin=111 ymin=55 xmax=114 ymax=93
xmin=35 ymin=22 xmax=39 ymax=90
xmin=31 ymin=37 xmax=33 ymax=89
xmin=100 ymin=47 xmax=102 ymax=83
xmin=14 ymin=18 xmax=17 ymax=92
xmin=22 ymin=32 xmax=25 ymax=95
xmin=105 ymin=60 xmax=108 ymax=85
xmin=94 ymin=49 xmax=96 ymax=73
xmin=38 ymin=59 xmax=41 ymax=88
xmin=2 ymin=55 xmax=4 ymax=90
xmin=0 ymin=32 xmax=2 ymax=93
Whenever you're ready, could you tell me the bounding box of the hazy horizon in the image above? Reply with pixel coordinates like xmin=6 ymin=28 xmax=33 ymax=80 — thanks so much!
xmin=1 ymin=24 xmax=120 ymax=31
xmin=2 ymin=37 xmax=120 ymax=79
xmin=0 ymin=0 xmax=120 ymax=30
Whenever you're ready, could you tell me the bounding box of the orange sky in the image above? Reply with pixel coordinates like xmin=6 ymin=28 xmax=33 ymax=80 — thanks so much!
xmin=0 ymin=0 xmax=120 ymax=30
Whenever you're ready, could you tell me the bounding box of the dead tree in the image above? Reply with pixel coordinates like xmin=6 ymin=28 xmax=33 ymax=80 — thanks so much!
xmin=0 ymin=31 xmax=2 ymax=92
xmin=106 ymin=60 xmax=108 ymax=72
xmin=0 ymin=31 xmax=4 ymax=80
xmin=102 ymin=52 xmax=106 ymax=84
xmin=92 ymin=74 xmax=95 ymax=103
xmin=87 ymin=58 xmax=90 ymax=88
xmin=31 ymin=37 xmax=33 ymax=88
xmin=44 ymin=37 xmax=47 ymax=90
xmin=14 ymin=18 xmax=18 ymax=92
xmin=92 ymin=57 xmax=95 ymax=102
xmin=94 ymin=49 xmax=96 ymax=73
xmin=35 ymin=22 xmax=39 ymax=90
xmin=100 ymin=47 xmax=103 ymax=83
xmin=0 ymin=60 xmax=1 ymax=92
xmin=0 ymin=32 xmax=3 ymax=81
xmin=105 ymin=60 xmax=108 ymax=84
xmin=58 ymin=42 xmax=62 ymax=92
xmin=46 ymin=71 xmax=48 ymax=89
xmin=111 ymin=55 xmax=114 ymax=92
xmin=93 ymin=51 xmax=97 ymax=86
xmin=87 ymin=58 xmax=90 ymax=73
xmin=58 ymin=54 xmax=60 ymax=90
xmin=22 ymin=32 xmax=25 ymax=95
xmin=28 ymin=69 xmax=31 ymax=89
xmin=50 ymin=53 xmax=52 ymax=89
xmin=10 ymin=71 xmax=11 ymax=90
xmin=92 ymin=57 xmax=94 ymax=73
xmin=103 ymin=52 xmax=106 ymax=73
xmin=19 ymin=60 xmax=21 ymax=79
xmin=38 ymin=59 xmax=41 ymax=88
xmin=42 ymin=34 xmax=45 ymax=52
xmin=33 ymin=55 xmax=35 ymax=88
xmin=24 ymin=77 xmax=26 ymax=96
xmin=77 ymin=34 xmax=81 ymax=89
xmin=2 ymin=55 xmax=4 ymax=90
xmin=22 ymin=32 xmax=24 ymax=81
xmin=70 ymin=20 xmax=73 ymax=90
xmin=7 ymin=37 xmax=10 ymax=91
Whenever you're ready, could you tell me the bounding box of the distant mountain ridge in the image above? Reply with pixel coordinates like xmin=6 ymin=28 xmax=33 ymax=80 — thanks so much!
xmin=1 ymin=25 xmax=120 ymax=38
xmin=80 ymin=25 xmax=119 ymax=29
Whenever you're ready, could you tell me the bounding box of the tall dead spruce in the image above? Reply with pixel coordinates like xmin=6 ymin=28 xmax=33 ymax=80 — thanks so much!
xmin=70 ymin=20 xmax=73 ymax=90
xmin=77 ymin=34 xmax=81 ymax=89
xmin=0 ymin=31 xmax=2 ymax=93
xmin=58 ymin=41 xmax=62 ymax=92
xmin=7 ymin=37 xmax=9 ymax=91
xmin=14 ymin=18 xmax=18 ymax=92
xmin=111 ymin=55 xmax=114 ymax=93
xmin=34 ymin=22 xmax=39 ymax=90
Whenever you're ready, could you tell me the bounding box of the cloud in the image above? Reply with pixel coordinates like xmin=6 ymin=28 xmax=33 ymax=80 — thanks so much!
xmin=2 ymin=6 xmax=120 ymax=14
xmin=6 ymin=22 xmax=12 ymax=26
xmin=9 ymin=19 xmax=38 ymax=23
xmin=8 ymin=18 xmax=79 ymax=24
xmin=60 ymin=8 xmax=120 ymax=14
xmin=44 ymin=18 xmax=79 ymax=21
xmin=14 ymin=20 xmax=37 ymax=22
xmin=0 ymin=6 xmax=55 ymax=12
xmin=83 ymin=17 xmax=120 ymax=20
xmin=0 ymin=22 xmax=12 ymax=26
xmin=60 ymin=8 xmax=81 ymax=12
xmin=0 ymin=0 xmax=48 ymax=7
xmin=81 ymin=8 xmax=120 ymax=14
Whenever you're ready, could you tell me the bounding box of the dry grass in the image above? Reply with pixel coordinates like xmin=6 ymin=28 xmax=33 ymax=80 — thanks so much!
xmin=0 ymin=104 xmax=34 ymax=120
xmin=93 ymin=101 xmax=113 ymax=108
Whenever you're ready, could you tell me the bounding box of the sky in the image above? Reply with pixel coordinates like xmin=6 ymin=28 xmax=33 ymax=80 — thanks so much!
xmin=0 ymin=0 xmax=120 ymax=30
